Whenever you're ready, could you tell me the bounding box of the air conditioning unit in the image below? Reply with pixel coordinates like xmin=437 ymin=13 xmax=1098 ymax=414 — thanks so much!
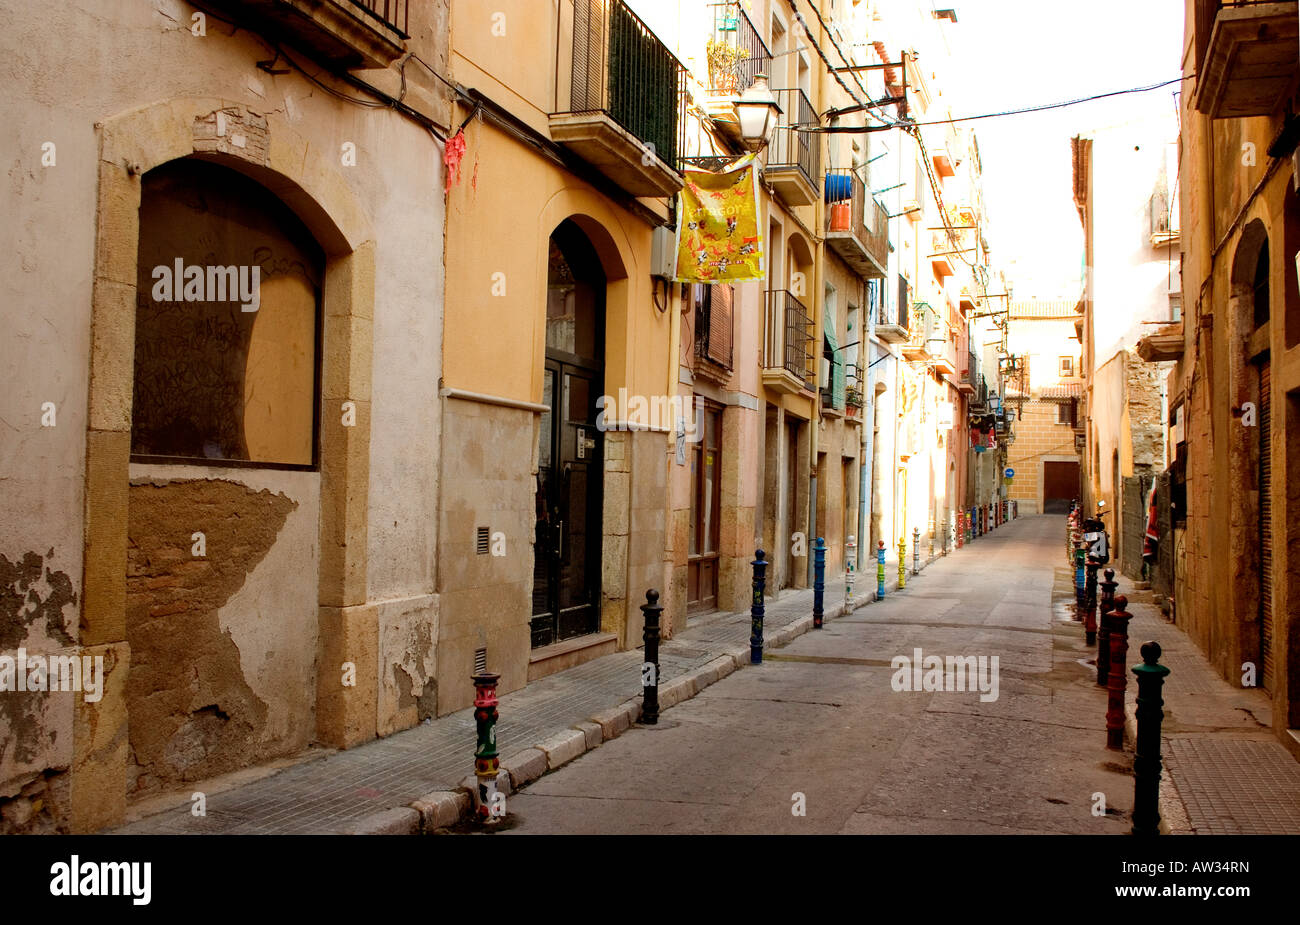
xmin=651 ymin=225 xmax=677 ymax=280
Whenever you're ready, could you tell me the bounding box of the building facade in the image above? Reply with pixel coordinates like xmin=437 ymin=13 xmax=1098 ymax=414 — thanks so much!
xmin=1173 ymin=0 xmax=1300 ymax=753
xmin=1 ymin=0 xmax=450 ymax=831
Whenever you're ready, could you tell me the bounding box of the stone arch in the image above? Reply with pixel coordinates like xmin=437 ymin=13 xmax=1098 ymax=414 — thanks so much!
xmin=1225 ymin=216 xmax=1272 ymax=680
xmin=786 ymin=230 xmax=815 ymax=297
xmin=77 ymin=99 xmax=377 ymax=829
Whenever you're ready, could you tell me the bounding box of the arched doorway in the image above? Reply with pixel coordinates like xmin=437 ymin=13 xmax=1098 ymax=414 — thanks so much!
xmin=532 ymin=220 xmax=606 ymax=647
xmin=125 ymin=156 xmax=327 ymax=794
xmin=1230 ymin=220 xmax=1273 ymax=692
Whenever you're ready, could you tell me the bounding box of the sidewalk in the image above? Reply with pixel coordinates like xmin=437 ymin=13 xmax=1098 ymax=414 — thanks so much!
xmin=1109 ymin=575 xmax=1300 ymax=835
xmin=112 ymin=543 xmax=950 ymax=834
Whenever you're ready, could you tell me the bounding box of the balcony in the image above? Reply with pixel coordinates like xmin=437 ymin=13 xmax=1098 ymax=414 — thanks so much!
xmin=551 ymin=0 xmax=686 ymax=197
xmin=845 ymin=362 xmax=865 ymax=415
xmin=899 ymin=302 xmax=937 ymax=361
xmin=1193 ymin=2 xmax=1299 ymax=119
xmin=958 ymin=351 xmax=978 ymax=395
xmin=1150 ymin=188 xmax=1180 ymax=247
xmin=932 ymin=338 xmax=959 ymax=377
xmin=205 ymin=0 xmax=408 ymax=69
xmin=928 ymin=228 xmax=959 ymax=279
xmin=763 ymin=290 xmax=816 ymax=394
xmin=765 ymin=89 xmax=820 ymax=207
xmin=1137 ymin=322 xmax=1186 ymax=361
xmin=707 ymin=4 xmax=772 ymax=94
xmin=876 ymin=283 xmax=909 ymax=343
xmin=824 ymin=168 xmax=889 ymax=279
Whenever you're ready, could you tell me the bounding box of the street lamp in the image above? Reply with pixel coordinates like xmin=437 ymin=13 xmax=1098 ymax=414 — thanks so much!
xmin=736 ymin=73 xmax=782 ymax=151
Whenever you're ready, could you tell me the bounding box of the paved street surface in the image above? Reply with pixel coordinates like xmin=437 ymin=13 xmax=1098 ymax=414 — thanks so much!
xmin=502 ymin=514 xmax=1135 ymax=834
xmin=112 ymin=513 xmax=1300 ymax=836
xmin=113 ymin=539 xmax=895 ymax=834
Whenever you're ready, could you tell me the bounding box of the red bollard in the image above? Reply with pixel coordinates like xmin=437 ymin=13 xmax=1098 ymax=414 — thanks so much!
xmin=1106 ymin=595 xmax=1133 ymax=750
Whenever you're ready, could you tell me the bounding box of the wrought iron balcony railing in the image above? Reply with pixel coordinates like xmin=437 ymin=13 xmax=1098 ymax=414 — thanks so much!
xmin=768 ymin=88 xmax=819 ymax=191
xmin=569 ymin=0 xmax=685 ymax=169
xmin=203 ymin=0 xmax=408 ymax=67
xmin=824 ymin=167 xmax=890 ymax=278
xmin=763 ymin=289 xmax=816 ymax=389
xmin=347 ymin=0 xmax=409 ymax=35
xmin=845 ymin=363 xmax=865 ymax=410
xmin=708 ymin=3 xmax=772 ymax=94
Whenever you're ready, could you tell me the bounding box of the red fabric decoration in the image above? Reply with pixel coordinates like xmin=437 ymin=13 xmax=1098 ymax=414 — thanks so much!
xmin=444 ymin=128 xmax=467 ymax=193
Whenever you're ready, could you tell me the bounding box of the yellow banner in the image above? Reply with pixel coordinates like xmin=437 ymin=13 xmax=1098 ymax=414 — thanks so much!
xmin=674 ymin=153 xmax=764 ymax=282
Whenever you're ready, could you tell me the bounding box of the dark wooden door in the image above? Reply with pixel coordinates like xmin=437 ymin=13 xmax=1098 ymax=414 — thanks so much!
xmin=532 ymin=359 xmax=602 ymax=647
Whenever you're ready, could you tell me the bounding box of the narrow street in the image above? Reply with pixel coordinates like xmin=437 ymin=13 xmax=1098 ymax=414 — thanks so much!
xmin=501 ymin=515 xmax=1131 ymax=835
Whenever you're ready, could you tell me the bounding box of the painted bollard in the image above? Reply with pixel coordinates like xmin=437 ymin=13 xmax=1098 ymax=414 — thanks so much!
xmin=897 ymin=536 xmax=906 ymax=590
xmin=471 ymin=671 xmax=502 ymax=823
xmin=640 ymin=589 xmax=662 ymax=724
xmin=913 ymin=527 xmax=920 ymax=575
xmin=750 ymin=549 xmax=767 ymax=664
xmin=1096 ymin=568 xmax=1118 ymax=686
xmin=1084 ymin=554 xmax=1099 ymax=646
xmin=845 ymin=535 xmax=856 ymax=608
xmin=813 ymin=537 xmax=826 ymax=629
xmin=1131 ymin=641 xmax=1171 ymax=836
xmin=1105 ymin=595 xmax=1133 ymax=750
xmin=876 ymin=540 xmax=886 ymax=599
xmin=1073 ymin=542 xmax=1086 ymax=621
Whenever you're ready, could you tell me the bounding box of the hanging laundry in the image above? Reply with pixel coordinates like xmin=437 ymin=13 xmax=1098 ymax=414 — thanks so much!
xmin=1142 ymin=481 xmax=1159 ymax=564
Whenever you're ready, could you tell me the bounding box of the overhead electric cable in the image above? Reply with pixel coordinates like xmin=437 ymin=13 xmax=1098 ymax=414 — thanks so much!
xmin=801 ymin=76 xmax=1193 ymax=132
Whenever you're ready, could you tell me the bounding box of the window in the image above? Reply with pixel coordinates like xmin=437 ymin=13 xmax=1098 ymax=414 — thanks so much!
xmin=1059 ymin=356 xmax=1074 ymax=377
xmin=1057 ymin=399 xmax=1077 ymax=426
xmin=132 ymin=159 xmax=323 ymax=467
xmin=694 ymin=283 xmax=734 ymax=368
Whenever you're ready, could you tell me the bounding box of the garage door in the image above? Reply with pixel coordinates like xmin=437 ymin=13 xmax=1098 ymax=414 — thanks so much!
xmin=1043 ymin=461 xmax=1080 ymax=514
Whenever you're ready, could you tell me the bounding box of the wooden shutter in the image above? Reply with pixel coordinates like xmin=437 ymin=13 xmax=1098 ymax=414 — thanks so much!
xmin=706 ymin=283 xmax=734 ymax=368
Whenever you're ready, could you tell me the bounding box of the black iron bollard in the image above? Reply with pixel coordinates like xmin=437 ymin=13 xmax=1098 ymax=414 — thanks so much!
xmin=1096 ymin=568 xmax=1117 ymax=686
xmin=750 ymin=549 xmax=767 ymax=664
xmin=812 ymin=537 xmax=825 ymax=629
xmin=1131 ymin=641 xmax=1171 ymax=836
xmin=640 ymin=589 xmax=662 ymax=725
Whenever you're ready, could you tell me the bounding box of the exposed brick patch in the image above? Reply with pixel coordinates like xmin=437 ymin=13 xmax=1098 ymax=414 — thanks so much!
xmin=125 ymin=479 xmax=295 ymax=798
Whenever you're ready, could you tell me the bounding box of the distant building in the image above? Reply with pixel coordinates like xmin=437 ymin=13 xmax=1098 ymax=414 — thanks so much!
xmin=1071 ymin=118 xmax=1180 ymax=590
xmin=1004 ymin=301 xmax=1084 ymax=515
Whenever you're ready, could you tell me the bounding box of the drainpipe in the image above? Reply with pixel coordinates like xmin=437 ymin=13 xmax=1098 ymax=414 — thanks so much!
xmin=664 ymin=276 xmax=682 ymax=621
xmin=859 ymin=280 xmax=875 ymax=580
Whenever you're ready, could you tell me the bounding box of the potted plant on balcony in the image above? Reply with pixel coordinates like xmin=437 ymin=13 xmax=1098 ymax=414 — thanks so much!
xmin=707 ymin=39 xmax=746 ymax=94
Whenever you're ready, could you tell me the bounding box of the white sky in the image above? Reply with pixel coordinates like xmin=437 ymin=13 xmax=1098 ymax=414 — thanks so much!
xmin=932 ymin=0 xmax=1186 ymax=299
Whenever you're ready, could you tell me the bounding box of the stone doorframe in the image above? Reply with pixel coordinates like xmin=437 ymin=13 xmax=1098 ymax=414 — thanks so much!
xmin=77 ymin=99 xmax=375 ymax=831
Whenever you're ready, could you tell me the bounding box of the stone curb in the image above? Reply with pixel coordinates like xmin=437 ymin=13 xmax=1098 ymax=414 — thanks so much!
xmin=412 ymin=546 xmax=963 ymax=832
xmin=340 ymin=806 xmax=421 ymax=835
